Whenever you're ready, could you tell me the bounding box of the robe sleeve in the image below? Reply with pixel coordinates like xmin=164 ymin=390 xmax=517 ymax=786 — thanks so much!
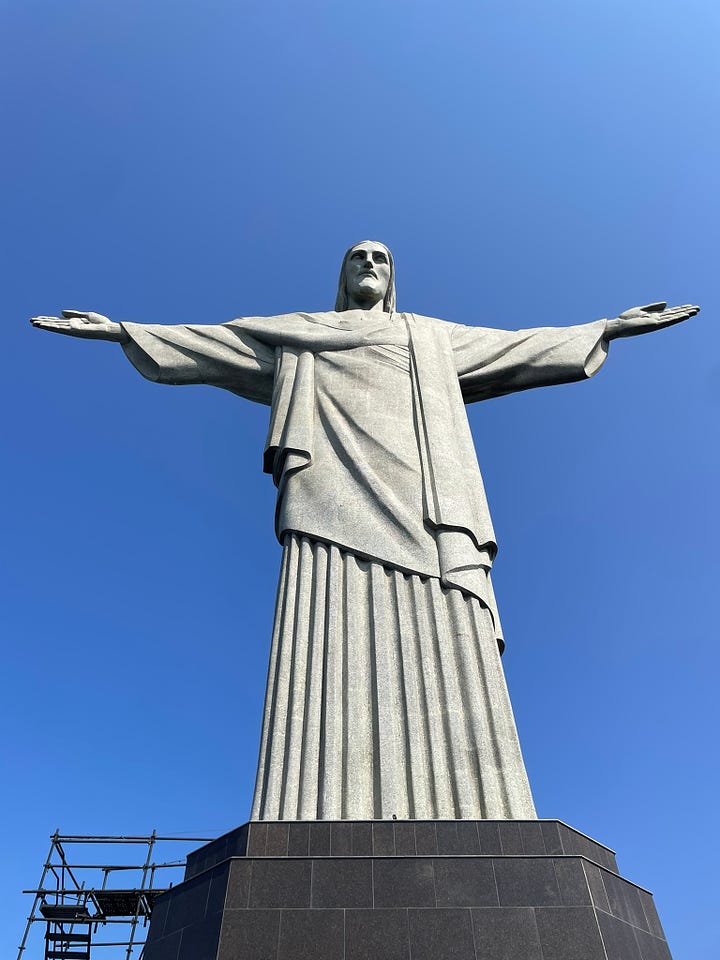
xmin=120 ymin=320 xmax=276 ymax=405
xmin=451 ymin=318 xmax=609 ymax=403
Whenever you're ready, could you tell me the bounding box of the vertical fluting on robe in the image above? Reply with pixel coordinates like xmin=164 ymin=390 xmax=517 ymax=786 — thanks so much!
xmin=251 ymin=534 xmax=536 ymax=821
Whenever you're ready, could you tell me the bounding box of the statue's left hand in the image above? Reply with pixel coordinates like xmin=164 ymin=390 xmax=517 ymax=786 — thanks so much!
xmin=604 ymin=302 xmax=700 ymax=340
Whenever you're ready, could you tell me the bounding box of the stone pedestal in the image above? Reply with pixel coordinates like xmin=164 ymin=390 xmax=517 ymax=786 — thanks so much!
xmin=143 ymin=820 xmax=672 ymax=960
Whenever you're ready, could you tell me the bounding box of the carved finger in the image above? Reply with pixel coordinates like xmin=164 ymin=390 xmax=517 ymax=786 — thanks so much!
xmin=665 ymin=306 xmax=696 ymax=319
xmin=655 ymin=312 xmax=692 ymax=328
xmin=31 ymin=319 xmax=72 ymax=331
xmin=61 ymin=309 xmax=91 ymax=320
xmin=640 ymin=302 xmax=667 ymax=314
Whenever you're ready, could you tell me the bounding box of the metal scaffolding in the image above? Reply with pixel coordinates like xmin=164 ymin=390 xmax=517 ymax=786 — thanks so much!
xmin=18 ymin=831 xmax=213 ymax=960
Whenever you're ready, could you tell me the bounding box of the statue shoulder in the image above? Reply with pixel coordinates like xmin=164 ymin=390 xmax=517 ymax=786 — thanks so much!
xmin=225 ymin=311 xmax=309 ymax=325
xmin=406 ymin=312 xmax=452 ymax=324
xmin=405 ymin=313 xmax=458 ymax=336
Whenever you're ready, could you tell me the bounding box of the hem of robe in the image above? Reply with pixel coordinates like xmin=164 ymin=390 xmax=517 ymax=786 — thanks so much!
xmin=251 ymin=533 xmax=536 ymax=822
xmin=274 ymin=525 xmax=504 ymax=653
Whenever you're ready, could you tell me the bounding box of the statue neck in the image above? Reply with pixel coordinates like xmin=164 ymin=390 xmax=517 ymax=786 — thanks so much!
xmin=344 ymin=295 xmax=388 ymax=316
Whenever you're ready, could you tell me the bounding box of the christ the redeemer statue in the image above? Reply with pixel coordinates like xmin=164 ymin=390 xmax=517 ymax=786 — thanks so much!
xmin=31 ymin=242 xmax=699 ymax=822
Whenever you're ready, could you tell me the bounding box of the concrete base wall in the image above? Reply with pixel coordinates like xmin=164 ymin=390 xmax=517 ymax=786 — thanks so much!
xmin=143 ymin=820 xmax=671 ymax=960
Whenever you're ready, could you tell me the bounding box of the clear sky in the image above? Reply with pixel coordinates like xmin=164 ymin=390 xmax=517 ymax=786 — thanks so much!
xmin=2 ymin=1 xmax=718 ymax=957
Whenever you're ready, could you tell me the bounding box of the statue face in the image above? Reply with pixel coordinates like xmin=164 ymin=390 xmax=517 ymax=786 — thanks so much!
xmin=344 ymin=242 xmax=392 ymax=306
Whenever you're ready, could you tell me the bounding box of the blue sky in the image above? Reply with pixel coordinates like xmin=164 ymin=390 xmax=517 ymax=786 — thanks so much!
xmin=2 ymin=1 xmax=719 ymax=956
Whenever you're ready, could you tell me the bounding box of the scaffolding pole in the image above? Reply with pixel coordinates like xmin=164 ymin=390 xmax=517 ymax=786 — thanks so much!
xmin=18 ymin=831 xmax=212 ymax=960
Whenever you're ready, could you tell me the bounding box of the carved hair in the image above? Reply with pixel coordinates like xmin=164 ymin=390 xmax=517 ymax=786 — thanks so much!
xmin=335 ymin=241 xmax=396 ymax=313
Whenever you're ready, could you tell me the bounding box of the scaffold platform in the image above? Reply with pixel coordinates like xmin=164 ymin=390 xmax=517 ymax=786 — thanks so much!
xmin=18 ymin=831 xmax=212 ymax=960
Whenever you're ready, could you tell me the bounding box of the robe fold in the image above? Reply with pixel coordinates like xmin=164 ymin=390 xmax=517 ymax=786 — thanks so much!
xmin=122 ymin=310 xmax=608 ymax=819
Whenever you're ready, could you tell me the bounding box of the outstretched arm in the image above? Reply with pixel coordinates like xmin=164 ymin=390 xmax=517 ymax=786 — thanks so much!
xmin=30 ymin=310 xmax=276 ymax=404
xmin=452 ymin=302 xmax=699 ymax=404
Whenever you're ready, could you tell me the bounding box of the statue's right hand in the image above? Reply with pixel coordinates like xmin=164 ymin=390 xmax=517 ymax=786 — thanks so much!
xmin=30 ymin=310 xmax=129 ymax=343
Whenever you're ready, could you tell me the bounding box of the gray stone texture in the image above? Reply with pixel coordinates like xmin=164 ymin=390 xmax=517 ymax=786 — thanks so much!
xmin=33 ymin=257 xmax=689 ymax=960
xmin=31 ymin=258 xmax=699 ymax=827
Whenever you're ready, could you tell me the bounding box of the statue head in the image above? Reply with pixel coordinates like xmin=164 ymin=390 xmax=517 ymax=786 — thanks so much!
xmin=335 ymin=241 xmax=396 ymax=313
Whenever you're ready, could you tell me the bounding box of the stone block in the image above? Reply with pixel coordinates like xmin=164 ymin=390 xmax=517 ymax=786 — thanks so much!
xmin=265 ymin=822 xmax=290 ymax=856
xmin=540 ymin=821 xmax=564 ymax=856
xmin=164 ymin=872 xmax=211 ymax=933
xmin=634 ymin=926 xmax=673 ymax=960
xmin=288 ymin=821 xmax=310 ymax=856
xmin=638 ymin=888 xmax=666 ymax=940
xmin=142 ymin=820 xmax=674 ymax=960
xmin=434 ymin=857 xmax=498 ymax=908
xmin=144 ymin=929 xmax=182 ymax=960
xmin=247 ymin=821 xmax=268 ymax=857
xmin=436 ymin=820 xmax=465 ymax=855
xmin=408 ymin=907 xmax=475 ymax=960
xmin=311 ymin=857 xmax=373 ymax=908
xmin=494 ymin=857 xmax=561 ymax=907
xmin=345 ymin=908 xmax=410 ymax=960
xmin=176 ymin=916 xmax=221 ymax=960
xmin=477 ymin=820 xmax=502 ymax=855
xmin=248 ymin=858 xmax=311 ymax=908
xmin=185 ymin=824 xmax=248 ymax=880
xmin=217 ymin=909 xmax=279 ymax=959
xmin=224 ymin=859 xmax=251 ymax=909
xmin=535 ymin=906 xmax=607 ymax=960
xmin=471 ymin=907 xmax=542 ymax=960
xmin=372 ymin=820 xmax=395 ymax=855
xmin=519 ymin=821 xmax=546 ymax=855
xmin=206 ymin=862 xmax=231 ymax=915
xmin=498 ymin=820 xmax=524 ymax=855
xmin=596 ymin=910 xmax=644 ymax=960
xmin=554 ymin=857 xmax=592 ymax=906
xmin=373 ymin=857 xmax=435 ymax=907
xmin=414 ymin=821 xmax=438 ymax=855
xmin=583 ymin=861 xmax=611 ymax=913
xmin=276 ymin=908 xmax=344 ymax=960
xmin=330 ymin=820 xmax=353 ymax=855
xmin=308 ymin=821 xmax=331 ymax=856
xmin=394 ymin=821 xmax=417 ymax=855
xmin=601 ymin=869 xmax=649 ymax=930
xmin=351 ymin=821 xmax=373 ymax=855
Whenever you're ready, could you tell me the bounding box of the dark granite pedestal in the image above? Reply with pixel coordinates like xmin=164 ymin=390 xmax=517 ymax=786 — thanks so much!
xmin=143 ymin=820 xmax=672 ymax=960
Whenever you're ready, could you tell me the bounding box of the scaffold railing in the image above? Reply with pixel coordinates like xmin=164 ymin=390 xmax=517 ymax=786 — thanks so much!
xmin=18 ymin=830 xmax=213 ymax=960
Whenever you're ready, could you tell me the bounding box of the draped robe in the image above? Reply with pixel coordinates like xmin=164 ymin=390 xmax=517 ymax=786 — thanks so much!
xmin=121 ymin=310 xmax=608 ymax=820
